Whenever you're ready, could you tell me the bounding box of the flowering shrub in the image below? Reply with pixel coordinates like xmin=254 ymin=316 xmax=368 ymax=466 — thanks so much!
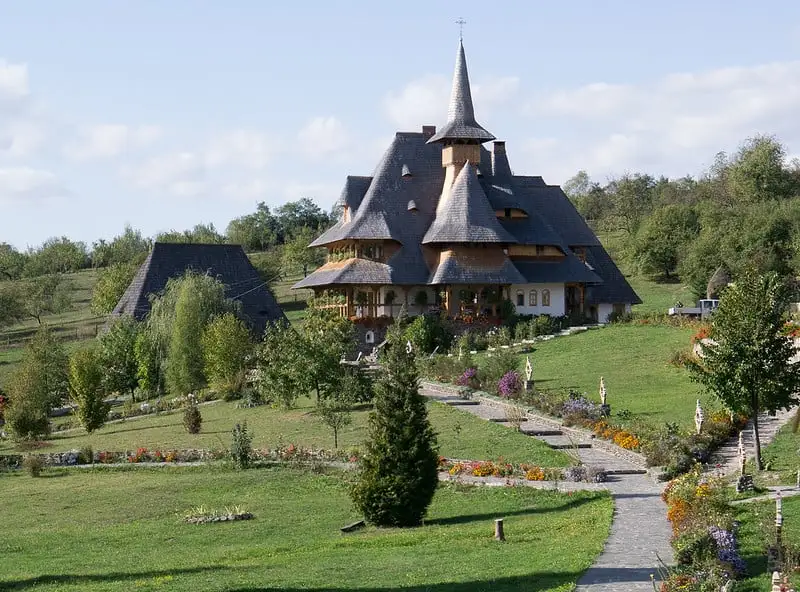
xmin=612 ymin=430 xmax=640 ymax=450
xmin=497 ymin=371 xmax=523 ymax=399
xmin=455 ymin=368 xmax=478 ymax=387
xmin=782 ymin=321 xmax=800 ymax=339
xmin=524 ymin=467 xmax=545 ymax=481
xmin=437 ymin=457 xmax=584 ymax=481
xmin=660 ymin=465 xmax=744 ymax=590
xmin=691 ymin=325 xmax=711 ymax=344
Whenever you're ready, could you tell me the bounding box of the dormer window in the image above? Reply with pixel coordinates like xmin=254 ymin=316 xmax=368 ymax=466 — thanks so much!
xmin=504 ymin=208 xmax=512 ymax=218
xmin=401 ymin=164 xmax=412 ymax=178
xmin=407 ymin=200 xmax=418 ymax=212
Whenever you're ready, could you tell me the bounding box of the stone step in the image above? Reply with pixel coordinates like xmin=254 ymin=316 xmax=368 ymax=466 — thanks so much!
xmin=521 ymin=428 xmax=563 ymax=436
xmin=442 ymin=400 xmax=480 ymax=406
xmin=487 ymin=417 xmax=528 ymax=423
xmin=604 ymin=468 xmax=648 ymax=475
xmin=548 ymin=443 xmax=592 ymax=449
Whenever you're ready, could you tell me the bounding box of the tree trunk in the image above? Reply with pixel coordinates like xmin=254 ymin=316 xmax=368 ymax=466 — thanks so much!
xmin=333 ymin=427 xmax=338 ymax=449
xmin=752 ymin=399 xmax=763 ymax=471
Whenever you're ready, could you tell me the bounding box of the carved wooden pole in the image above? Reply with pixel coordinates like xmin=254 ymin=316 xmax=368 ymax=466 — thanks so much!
xmin=494 ymin=518 xmax=505 ymax=541
xmin=694 ymin=399 xmax=704 ymax=435
xmin=776 ymin=489 xmax=784 ymax=570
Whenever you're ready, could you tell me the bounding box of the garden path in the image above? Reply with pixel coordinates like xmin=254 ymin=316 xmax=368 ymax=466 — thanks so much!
xmin=420 ymin=384 xmax=673 ymax=592
xmin=706 ymin=407 xmax=797 ymax=477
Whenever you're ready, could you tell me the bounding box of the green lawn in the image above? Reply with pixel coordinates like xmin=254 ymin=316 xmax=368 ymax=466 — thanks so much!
xmin=755 ymin=422 xmax=800 ymax=484
xmin=521 ymin=324 xmax=704 ymax=428
xmin=2 ymin=397 xmax=572 ymax=466
xmin=628 ymin=275 xmax=696 ymax=315
xmin=735 ymin=495 xmax=800 ymax=590
xmin=0 ymin=466 xmax=612 ymax=591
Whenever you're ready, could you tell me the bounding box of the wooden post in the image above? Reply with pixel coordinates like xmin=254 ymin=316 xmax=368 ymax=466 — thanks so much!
xmin=494 ymin=518 xmax=505 ymax=541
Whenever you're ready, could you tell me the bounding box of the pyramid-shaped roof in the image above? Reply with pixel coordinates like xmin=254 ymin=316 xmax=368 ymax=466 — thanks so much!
xmin=422 ymin=161 xmax=516 ymax=244
xmin=112 ymin=243 xmax=285 ymax=335
xmin=427 ymin=40 xmax=495 ymax=144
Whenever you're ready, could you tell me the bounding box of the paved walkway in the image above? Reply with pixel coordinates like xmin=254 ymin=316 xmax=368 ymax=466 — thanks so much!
xmin=707 ymin=407 xmax=797 ymax=477
xmin=420 ymin=384 xmax=673 ymax=592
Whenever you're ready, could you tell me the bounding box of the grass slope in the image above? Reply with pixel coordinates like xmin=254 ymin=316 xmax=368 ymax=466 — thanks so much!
xmin=0 ymin=466 xmax=612 ymax=592
xmin=1 ymin=397 xmax=572 ymax=466
xmin=524 ymin=324 xmax=703 ymax=428
xmin=735 ymin=495 xmax=800 ymax=590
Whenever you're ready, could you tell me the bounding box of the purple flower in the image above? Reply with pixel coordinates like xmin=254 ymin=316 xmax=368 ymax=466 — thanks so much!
xmin=561 ymin=395 xmax=600 ymax=419
xmin=456 ymin=368 xmax=478 ymax=386
xmin=498 ymin=371 xmax=523 ymax=398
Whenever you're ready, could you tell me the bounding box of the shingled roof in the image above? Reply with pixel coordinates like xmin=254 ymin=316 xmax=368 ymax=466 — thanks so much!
xmin=294 ymin=40 xmax=639 ymax=305
xmin=112 ymin=243 xmax=286 ymax=334
xmin=427 ymin=40 xmax=495 ymax=144
xmin=423 ymin=162 xmax=517 ymax=244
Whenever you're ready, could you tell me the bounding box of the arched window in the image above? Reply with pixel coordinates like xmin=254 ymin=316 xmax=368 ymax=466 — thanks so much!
xmin=542 ymin=289 xmax=551 ymax=307
xmin=516 ymin=291 xmax=524 ymax=306
xmin=365 ymin=330 xmax=375 ymax=344
xmin=529 ymin=290 xmax=538 ymax=306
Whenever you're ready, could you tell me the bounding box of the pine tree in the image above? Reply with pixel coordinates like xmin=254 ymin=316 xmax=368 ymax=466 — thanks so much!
xmin=350 ymin=334 xmax=439 ymax=527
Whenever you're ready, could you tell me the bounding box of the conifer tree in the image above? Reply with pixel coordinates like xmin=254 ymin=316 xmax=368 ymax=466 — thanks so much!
xmin=350 ymin=328 xmax=439 ymax=527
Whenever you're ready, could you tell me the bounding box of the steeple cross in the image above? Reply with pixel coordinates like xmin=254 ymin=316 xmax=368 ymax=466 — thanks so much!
xmin=456 ymin=17 xmax=466 ymax=40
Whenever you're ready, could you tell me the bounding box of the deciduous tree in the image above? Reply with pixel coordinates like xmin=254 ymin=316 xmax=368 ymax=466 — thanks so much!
xmin=24 ymin=274 xmax=72 ymax=324
xmin=68 ymin=347 xmax=109 ymax=433
xmin=202 ymin=312 xmax=253 ymax=399
xmin=99 ymin=316 xmax=141 ymax=400
xmin=689 ymin=270 xmax=800 ymax=469
xmin=91 ymin=262 xmax=137 ymax=314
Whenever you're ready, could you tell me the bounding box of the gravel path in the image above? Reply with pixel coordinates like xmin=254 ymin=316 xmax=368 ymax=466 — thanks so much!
xmin=421 ymin=383 xmax=673 ymax=591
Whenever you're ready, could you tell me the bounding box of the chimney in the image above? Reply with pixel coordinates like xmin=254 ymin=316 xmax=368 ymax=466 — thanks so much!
xmin=492 ymin=141 xmax=512 ymax=179
xmin=422 ymin=125 xmax=436 ymax=138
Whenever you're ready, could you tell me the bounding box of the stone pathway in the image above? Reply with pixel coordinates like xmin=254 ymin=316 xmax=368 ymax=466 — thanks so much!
xmin=707 ymin=408 xmax=797 ymax=477
xmin=421 ymin=383 xmax=673 ymax=592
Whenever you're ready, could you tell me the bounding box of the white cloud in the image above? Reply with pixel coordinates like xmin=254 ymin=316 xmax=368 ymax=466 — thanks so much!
xmin=0 ymin=60 xmax=29 ymax=101
xmin=297 ymin=116 xmax=350 ymax=160
xmin=0 ymin=120 xmax=46 ymax=157
xmin=221 ymin=179 xmax=273 ymax=201
xmin=383 ymin=75 xmax=449 ymax=130
xmin=383 ymin=74 xmax=521 ymax=131
xmin=123 ymin=151 xmax=206 ymax=197
xmin=0 ymin=167 xmax=66 ymax=202
xmin=64 ymin=124 xmax=162 ymax=161
xmin=524 ymin=60 xmax=800 ymax=182
xmin=205 ymin=129 xmax=276 ymax=170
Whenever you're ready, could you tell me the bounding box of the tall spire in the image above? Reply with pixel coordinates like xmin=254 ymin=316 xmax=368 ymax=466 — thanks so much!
xmin=427 ymin=40 xmax=495 ymax=144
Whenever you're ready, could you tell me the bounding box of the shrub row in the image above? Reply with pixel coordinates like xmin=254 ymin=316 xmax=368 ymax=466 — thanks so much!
xmin=438 ymin=457 xmax=607 ymax=483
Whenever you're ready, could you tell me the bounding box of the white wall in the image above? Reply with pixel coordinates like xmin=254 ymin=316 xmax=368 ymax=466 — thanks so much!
xmin=597 ymin=302 xmax=632 ymax=323
xmin=510 ymin=283 xmax=565 ymax=317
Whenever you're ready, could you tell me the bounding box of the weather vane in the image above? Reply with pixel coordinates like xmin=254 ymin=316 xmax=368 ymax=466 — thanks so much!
xmin=456 ymin=17 xmax=466 ymax=40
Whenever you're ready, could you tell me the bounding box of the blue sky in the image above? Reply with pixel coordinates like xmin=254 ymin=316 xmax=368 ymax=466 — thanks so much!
xmin=2 ymin=0 xmax=800 ymax=249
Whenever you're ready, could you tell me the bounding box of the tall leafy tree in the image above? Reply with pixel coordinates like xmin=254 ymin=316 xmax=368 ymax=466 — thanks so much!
xmin=99 ymin=316 xmax=141 ymax=400
xmin=0 ymin=243 xmax=26 ymax=280
xmin=165 ymin=273 xmax=230 ymax=395
xmin=282 ymin=226 xmax=325 ymax=277
xmin=226 ymin=202 xmax=280 ymax=252
xmin=350 ymin=326 xmax=439 ymax=527
xmin=689 ymin=270 xmax=800 ymax=469
xmin=0 ymin=282 xmax=25 ymax=328
xmin=91 ymin=262 xmax=137 ymax=314
xmin=24 ymin=274 xmax=72 ymax=324
xmin=202 ymin=312 xmax=253 ymax=399
xmin=275 ymin=198 xmax=332 ymax=240
xmin=24 ymin=237 xmax=88 ymax=276
xmin=253 ymin=321 xmax=309 ymax=408
xmin=68 ymin=347 xmax=110 ymax=433
xmin=302 ymin=295 xmax=355 ymax=401
xmin=91 ymin=225 xmax=151 ymax=268
xmin=727 ymin=135 xmax=797 ymax=204
xmin=633 ymin=204 xmax=699 ymax=279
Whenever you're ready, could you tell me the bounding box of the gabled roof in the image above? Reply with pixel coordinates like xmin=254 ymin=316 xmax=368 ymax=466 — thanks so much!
xmin=293 ymin=258 xmax=393 ymax=288
xmin=112 ymin=243 xmax=285 ymax=334
xmin=422 ymin=162 xmax=517 ymax=244
xmin=427 ymin=41 xmax=495 ymax=144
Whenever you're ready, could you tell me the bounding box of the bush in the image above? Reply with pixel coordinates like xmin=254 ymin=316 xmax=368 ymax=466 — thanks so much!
xmin=230 ymin=422 xmax=253 ymax=469
xmin=79 ymin=445 xmax=94 ymax=465
xmin=480 ymin=348 xmax=519 ymax=391
xmin=404 ymin=314 xmax=453 ymax=355
xmin=183 ymin=397 xmax=202 ymax=434
xmin=350 ymin=330 xmax=439 ymax=527
xmin=498 ymin=371 xmax=523 ymax=399
xmin=22 ymin=454 xmax=43 ymax=477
